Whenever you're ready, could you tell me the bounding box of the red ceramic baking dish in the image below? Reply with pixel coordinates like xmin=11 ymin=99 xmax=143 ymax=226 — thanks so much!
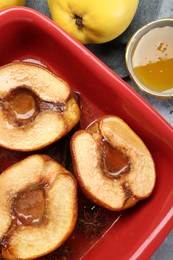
xmin=0 ymin=7 xmax=172 ymax=260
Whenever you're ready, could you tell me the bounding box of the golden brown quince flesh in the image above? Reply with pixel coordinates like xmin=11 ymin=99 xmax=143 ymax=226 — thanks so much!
xmin=71 ymin=115 xmax=156 ymax=211
xmin=0 ymin=62 xmax=80 ymax=151
xmin=0 ymin=154 xmax=78 ymax=259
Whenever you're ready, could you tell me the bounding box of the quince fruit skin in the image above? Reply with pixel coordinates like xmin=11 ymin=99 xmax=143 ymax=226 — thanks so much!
xmin=48 ymin=0 xmax=139 ymax=44
xmin=0 ymin=0 xmax=25 ymax=9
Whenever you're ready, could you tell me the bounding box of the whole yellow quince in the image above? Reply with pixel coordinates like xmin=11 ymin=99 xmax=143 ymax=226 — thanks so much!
xmin=48 ymin=0 xmax=139 ymax=44
xmin=0 ymin=0 xmax=25 ymax=9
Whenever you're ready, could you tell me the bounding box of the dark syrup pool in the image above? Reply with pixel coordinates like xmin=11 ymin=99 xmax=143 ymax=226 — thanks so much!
xmin=0 ymin=58 xmax=122 ymax=260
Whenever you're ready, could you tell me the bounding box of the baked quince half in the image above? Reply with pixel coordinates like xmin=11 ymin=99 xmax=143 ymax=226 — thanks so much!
xmin=0 ymin=154 xmax=78 ymax=259
xmin=0 ymin=62 xmax=80 ymax=151
xmin=71 ymin=115 xmax=156 ymax=211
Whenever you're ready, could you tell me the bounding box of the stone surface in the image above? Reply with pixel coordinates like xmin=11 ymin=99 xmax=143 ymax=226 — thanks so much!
xmin=25 ymin=1 xmax=173 ymax=259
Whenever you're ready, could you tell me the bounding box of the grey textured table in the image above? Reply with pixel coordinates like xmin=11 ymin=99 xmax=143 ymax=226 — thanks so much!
xmin=25 ymin=0 xmax=173 ymax=259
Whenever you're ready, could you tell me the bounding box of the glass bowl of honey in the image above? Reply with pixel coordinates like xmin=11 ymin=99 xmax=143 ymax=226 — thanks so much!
xmin=125 ymin=18 xmax=173 ymax=98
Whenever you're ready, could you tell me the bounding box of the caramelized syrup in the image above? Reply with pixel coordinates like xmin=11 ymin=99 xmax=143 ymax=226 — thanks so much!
xmin=132 ymin=26 xmax=173 ymax=92
xmin=102 ymin=139 xmax=131 ymax=178
xmin=2 ymin=88 xmax=39 ymax=127
xmin=0 ymin=187 xmax=46 ymax=250
xmin=12 ymin=188 xmax=45 ymax=225
xmin=6 ymin=89 xmax=37 ymax=121
xmin=1 ymin=88 xmax=65 ymax=127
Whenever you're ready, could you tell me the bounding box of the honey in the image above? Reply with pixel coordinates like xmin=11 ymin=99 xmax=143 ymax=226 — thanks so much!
xmin=132 ymin=26 xmax=173 ymax=92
